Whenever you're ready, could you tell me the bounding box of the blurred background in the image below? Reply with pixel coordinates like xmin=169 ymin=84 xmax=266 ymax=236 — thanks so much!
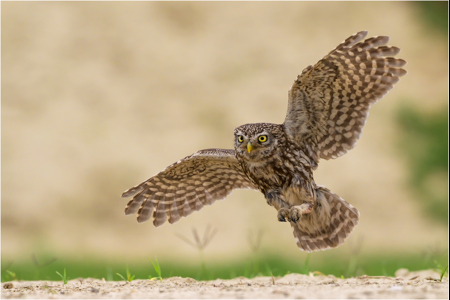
xmin=2 ymin=2 xmax=448 ymax=281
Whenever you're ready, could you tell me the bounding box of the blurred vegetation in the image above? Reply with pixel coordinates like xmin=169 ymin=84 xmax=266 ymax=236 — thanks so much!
xmin=396 ymin=104 xmax=448 ymax=223
xmin=2 ymin=250 xmax=448 ymax=282
xmin=414 ymin=1 xmax=448 ymax=35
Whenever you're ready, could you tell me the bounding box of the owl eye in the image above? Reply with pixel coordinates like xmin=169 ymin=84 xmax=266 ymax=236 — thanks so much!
xmin=237 ymin=135 xmax=244 ymax=143
xmin=258 ymin=135 xmax=268 ymax=143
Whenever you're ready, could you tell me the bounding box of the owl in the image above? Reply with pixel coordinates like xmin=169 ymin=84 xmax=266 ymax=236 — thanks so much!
xmin=122 ymin=31 xmax=406 ymax=252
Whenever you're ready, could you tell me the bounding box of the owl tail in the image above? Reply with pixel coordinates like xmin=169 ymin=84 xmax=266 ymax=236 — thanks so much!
xmin=291 ymin=186 xmax=360 ymax=252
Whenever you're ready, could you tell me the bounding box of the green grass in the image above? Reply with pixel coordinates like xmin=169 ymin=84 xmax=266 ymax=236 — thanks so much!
xmin=439 ymin=265 xmax=448 ymax=282
xmin=148 ymin=257 xmax=163 ymax=282
xmin=2 ymin=251 xmax=447 ymax=282
xmin=55 ymin=268 xmax=68 ymax=284
xmin=116 ymin=265 xmax=135 ymax=282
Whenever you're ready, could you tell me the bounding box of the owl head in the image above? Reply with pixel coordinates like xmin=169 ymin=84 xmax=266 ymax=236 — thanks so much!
xmin=233 ymin=123 xmax=284 ymax=161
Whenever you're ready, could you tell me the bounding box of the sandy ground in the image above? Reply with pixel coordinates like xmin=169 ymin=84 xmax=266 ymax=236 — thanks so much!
xmin=2 ymin=269 xmax=448 ymax=299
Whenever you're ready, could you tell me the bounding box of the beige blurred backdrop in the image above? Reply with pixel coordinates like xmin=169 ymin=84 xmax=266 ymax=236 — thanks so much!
xmin=2 ymin=2 xmax=448 ymax=263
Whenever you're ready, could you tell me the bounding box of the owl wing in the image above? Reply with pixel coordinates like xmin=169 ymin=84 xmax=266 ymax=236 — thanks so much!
xmin=284 ymin=31 xmax=407 ymax=160
xmin=122 ymin=148 xmax=257 ymax=227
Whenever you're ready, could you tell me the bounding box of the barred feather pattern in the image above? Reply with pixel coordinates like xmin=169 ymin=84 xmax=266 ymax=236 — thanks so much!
xmin=292 ymin=186 xmax=360 ymax=252
xmin=122 ymin=149 xmax=257 ymax=227
xmin=285 ymin=31 xmax=407 ymax=160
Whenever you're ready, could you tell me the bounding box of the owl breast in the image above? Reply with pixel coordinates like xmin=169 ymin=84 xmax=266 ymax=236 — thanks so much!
xmin=238 ymin=142 xmax=316 ymax=205
xmin=241 ymin=155 xmax=287 ymax=191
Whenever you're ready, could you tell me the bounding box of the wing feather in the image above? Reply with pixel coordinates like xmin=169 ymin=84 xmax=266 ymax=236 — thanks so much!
xmin=284 ymin=31 xmax=407 ymax=160
xmin=122 ymin=148 xmax=257 ymax=226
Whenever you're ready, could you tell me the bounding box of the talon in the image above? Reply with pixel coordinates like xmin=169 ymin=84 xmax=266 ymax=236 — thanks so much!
xmin=289 ymin=207 xmax=301 ymax=223
xmin=277 ymin=207 xmax=290 ymax=222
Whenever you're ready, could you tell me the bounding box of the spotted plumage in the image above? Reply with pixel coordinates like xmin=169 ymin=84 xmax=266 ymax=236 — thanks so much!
xmin=123 ymin=31 xmax=406 ymax=252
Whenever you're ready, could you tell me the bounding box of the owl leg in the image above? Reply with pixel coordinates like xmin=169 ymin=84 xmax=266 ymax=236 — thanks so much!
xmin=265 ymin=190 xmax=290 ymax=222
xmin=289 ymin=202 xmax=315 ymax=223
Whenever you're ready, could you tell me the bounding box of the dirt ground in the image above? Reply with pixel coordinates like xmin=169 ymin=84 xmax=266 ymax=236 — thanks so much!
xmin=2 ymin=269 xmax=448 ymax=299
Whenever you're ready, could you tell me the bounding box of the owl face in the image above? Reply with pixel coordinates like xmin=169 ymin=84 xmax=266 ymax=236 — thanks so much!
xmin=233 ymin=123 xmax=281 ymax=162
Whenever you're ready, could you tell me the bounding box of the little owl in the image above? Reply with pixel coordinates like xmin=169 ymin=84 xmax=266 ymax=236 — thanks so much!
xmin=122 ymin=31 xmax=406 ymax=252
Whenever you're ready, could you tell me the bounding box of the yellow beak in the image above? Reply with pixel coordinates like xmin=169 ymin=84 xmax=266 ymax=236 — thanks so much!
xmin=247 ymin=142 xmax=253 ymax=153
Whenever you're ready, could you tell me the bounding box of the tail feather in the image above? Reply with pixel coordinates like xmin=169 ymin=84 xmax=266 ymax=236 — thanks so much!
xmin=292 ymin=186 xmax=359 ymax=252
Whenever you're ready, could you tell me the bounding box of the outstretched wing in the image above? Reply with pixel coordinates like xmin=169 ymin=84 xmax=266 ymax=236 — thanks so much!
xmin=122 ymin=149 xmax=257 ymax=227
xmin=284 ymin=31 xmax=407 ymax=160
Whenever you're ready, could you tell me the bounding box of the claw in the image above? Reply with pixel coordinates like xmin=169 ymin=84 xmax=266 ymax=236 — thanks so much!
xmin=277 ymin=207 xmax=290 ymax=222
xmin=289 ymin=207 xmax=301 ymax=223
